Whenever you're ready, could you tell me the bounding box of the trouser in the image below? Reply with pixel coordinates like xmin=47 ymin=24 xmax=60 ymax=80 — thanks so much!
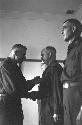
xmin=0 ymin=101 xmax=23 ymax=125
xmin=63 ymin=86 xmax=82 ymax=125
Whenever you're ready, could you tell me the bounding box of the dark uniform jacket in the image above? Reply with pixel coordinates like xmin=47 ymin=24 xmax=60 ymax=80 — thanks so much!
xmin=32 ymin=61 xmax=63 ymax=125
xmin=61 ymin=37 xmax=82 ymax=125
xmin=61 ymin=37 xmax=82 ymax=83
xmin=0 ymin=57 xmax=37 ymax=125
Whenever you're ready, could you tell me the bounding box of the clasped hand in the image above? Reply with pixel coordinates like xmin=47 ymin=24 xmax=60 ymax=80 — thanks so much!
xmin=32 ymin=76 xmax=41 ymax=85
xmin=27 ymin=91 xmax=38 ymax=101
xmin=53 ymin=114 xmax=59 ymax=122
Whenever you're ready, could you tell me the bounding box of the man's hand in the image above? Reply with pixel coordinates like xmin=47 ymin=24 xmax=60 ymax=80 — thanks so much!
xmin=26 ymin=76 xmax=41 ymax=91
xmin=53 ymin=114 xmax=59 ymax=122
xmin=27 ymin=91 xmax=38 ymax=101
xmin=76 ymin=108 xmax=82 ymax=122
xmin=32 ymin=76 xmax=41 ymax=85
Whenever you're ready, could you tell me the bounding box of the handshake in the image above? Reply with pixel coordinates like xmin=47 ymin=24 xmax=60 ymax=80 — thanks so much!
xmin=27 ymin=91 xmax=38 ymax=101
xmin=26 ymin=76 xmax=42 ymax=100
xmin=30 ymin=76 xmax=42 ymax=85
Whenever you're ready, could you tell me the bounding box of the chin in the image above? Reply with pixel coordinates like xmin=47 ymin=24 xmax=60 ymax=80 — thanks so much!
xmin=64 ymin=37 xmax=69 ymax=42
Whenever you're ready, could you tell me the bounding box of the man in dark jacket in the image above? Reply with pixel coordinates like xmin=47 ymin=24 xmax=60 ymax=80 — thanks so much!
xmin=28 ymin=46 xmax=63 ymax=125
xmin=0 ymin=44 xmax=40 ymax=125
xmin=61 ymin=18 xmax=82 ymax=125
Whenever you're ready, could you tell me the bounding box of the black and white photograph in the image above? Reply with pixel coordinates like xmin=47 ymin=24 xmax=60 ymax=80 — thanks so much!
xmin=0 ymin=0 xmax=82 ymax=125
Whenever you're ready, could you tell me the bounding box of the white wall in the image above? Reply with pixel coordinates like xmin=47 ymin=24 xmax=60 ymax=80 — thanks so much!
xmin=0 ymin=8 xmax=82 ymax=124
xmin=0 ymin=12 xmax=68 ymax=59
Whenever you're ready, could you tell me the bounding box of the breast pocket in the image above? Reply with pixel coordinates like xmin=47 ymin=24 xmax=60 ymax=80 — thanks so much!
xmin=66 ymin=52 xmax=81 ymax=78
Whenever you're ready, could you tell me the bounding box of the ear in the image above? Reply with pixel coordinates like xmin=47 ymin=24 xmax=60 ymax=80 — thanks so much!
xmin=11 ymin=50 xmax=15 ymax=56
xmin=14 ymin=50 xmax=17 ymax=56
xmin=72 ymin=26 xmax=76 ymax=33
xmin=49 ymin=52 xmax=52 ymax=58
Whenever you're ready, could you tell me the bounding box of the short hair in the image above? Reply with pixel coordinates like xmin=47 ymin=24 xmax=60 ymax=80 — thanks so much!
xmin=64 ymin=18 xmax=82 ymax=34
xmin=46 ymin=46 xmax=56 ymax=57
xmin=11 ymin=44 xmax=27 ymax=51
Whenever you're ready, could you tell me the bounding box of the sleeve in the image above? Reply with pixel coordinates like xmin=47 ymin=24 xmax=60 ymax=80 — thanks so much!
xmin=27 ymin=71 xmax=51 ymax=100
xmin=2 ymin=60 xmax=40 ymax=97
xmin=51 ymin=66 xmax=63 ymax=114
xmin=76 ymin=48 xmax=82 ymax=82
xmin=4 ymin=67 xmax=40 ymax=98
xmin=26 ymin=76 xmax=41 ymax=91
xmin=79 ymin=49 xmax=82 ymax=101
xmin=81 ymin=49 xmax=82 ymax=74
xmin=14 ymin=74 xmax=40 ymax=98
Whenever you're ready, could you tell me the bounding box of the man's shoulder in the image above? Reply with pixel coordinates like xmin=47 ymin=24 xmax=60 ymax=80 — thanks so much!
xmin=77 ymin=37 xmax=82 ymax=52
xmin=2 ymin=57 xmax=17 ymax=74
xmin=2 ymin=57 xmax=11 ymax=68
xmin=54 ymin=61 xmax=62 ymax=69
xmin=51 ymin=61 xmax=63 ymax=73
xmin=79 ymin=37 xmax=82 ymax=45
xmin=56 ymin=63 xmax=63 ymax=73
